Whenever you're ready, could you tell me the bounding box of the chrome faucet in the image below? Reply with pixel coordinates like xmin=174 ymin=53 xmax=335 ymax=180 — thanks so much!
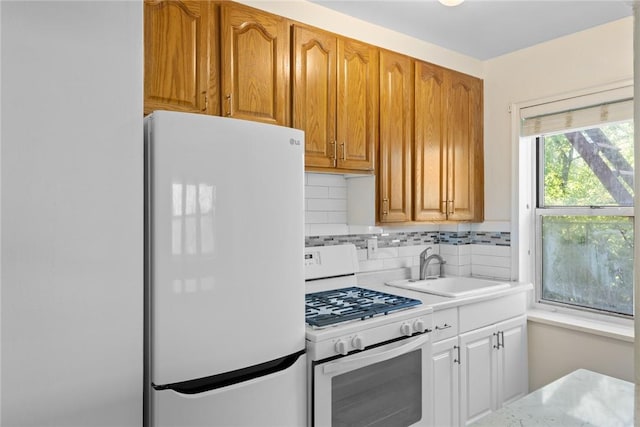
xmin=419 ymin=247 xmax=446 ymax=280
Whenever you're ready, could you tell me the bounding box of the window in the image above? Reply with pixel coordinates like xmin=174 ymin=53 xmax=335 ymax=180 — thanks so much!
xmin=521 ymin=91 xmax=634 ymax=318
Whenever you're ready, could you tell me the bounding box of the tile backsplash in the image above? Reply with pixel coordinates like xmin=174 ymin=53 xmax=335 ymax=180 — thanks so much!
xmin=305 ymin=173 xmax=348 ymax=231
xmin=304 ymin=172 xmax=513 ymax=280
xmin=305 ymin=229 xmax=513 ymax=280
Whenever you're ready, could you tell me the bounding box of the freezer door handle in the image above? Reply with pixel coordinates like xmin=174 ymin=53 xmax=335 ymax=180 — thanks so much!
xmin=152 ymin=349 xmax=305 ymax=395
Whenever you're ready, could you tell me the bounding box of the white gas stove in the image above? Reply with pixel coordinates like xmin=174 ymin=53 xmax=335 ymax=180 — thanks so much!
xmin=304 ymin=244 xmax=433 ymax=361
xmin=304 ymin=244 xmax=434 ymax=427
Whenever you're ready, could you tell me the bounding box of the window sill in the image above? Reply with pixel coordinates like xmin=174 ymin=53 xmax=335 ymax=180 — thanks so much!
xmin=527 ymin=308 xmax=634 ymax=343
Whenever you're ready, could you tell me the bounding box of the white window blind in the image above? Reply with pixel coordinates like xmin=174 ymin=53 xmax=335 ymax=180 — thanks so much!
xmin=521 ymin=86 xmax=634 ymax=137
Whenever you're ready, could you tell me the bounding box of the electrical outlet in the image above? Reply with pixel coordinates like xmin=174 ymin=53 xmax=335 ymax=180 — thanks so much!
xmin=367 ymin=238 xmax=378 ymax=259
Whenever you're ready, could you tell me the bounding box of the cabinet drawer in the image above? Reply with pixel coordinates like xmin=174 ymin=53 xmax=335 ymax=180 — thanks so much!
xmin=432 ymin=308 xmax=458 ymax=342
xmin=458 ymin=292 xmax=527 ymax=333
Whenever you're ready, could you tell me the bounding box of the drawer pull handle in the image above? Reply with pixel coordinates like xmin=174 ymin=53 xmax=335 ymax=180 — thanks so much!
xmin=435 ymin=323 xmax=452 ymax=330
xmin=201 ymin=91 xmax=208 ymax=111
xmin=330 ymin=141 xmax=337 ymax=167
xmin=453 ymin=345 xmax=460 ymax=364
xmin=225 ymin=94 xmax=232 ymax=117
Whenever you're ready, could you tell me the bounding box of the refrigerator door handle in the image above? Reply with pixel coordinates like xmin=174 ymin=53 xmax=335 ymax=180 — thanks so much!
xmin=152 ymin=349 xmax=305 ymax=395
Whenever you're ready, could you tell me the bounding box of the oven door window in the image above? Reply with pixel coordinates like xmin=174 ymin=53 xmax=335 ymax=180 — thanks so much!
xmin=331 ymin=349 xmax=422 ymax=427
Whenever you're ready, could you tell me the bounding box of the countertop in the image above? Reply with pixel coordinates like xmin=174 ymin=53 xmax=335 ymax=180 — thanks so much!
xmin=472 ymin=369 xmax=634 ymax=427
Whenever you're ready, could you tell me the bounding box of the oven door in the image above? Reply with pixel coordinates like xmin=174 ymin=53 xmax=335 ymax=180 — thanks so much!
xmin=313 ymin=332 xmax=431 ymax=427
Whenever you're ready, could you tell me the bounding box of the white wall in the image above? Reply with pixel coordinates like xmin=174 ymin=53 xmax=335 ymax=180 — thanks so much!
xmin=1 ymin=2 xmax=143 ymax=425
xmin=483 ymin=17 xmax=634 ymax=389
xmin=528 ymin=321 xmax=633 ymax=390
xmin=484 ymin=17 xmax=633 ymax=221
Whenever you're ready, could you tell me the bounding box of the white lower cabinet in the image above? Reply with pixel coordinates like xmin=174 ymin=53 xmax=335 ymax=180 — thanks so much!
xmin=458 ymin=315 xmax=528 ymax=426
xmin=498 ymin=316 xmax=529 ymax=405
xmin=458 ymin=323 xmax=498 ymax=425
xmin=429 ymin=298 xmax=528 ymax=427
xmin=430 ymin=337 xmax=459 ymax=427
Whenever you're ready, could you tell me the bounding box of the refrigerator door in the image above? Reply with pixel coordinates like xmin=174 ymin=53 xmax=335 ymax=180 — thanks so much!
xmin=151 ymin=354 xmax=306 ymax=427
xmin=146 ymin=111 xmax=305 ymax=386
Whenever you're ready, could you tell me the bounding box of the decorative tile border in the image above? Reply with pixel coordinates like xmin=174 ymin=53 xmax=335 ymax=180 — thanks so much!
xmin=439 ymin=231 xmax=471 ymax=245
xmin=305 ymin=234 xmax=371 ymax=249
xmin=305 ymin=230 xmax=511 ymax=249
xmin=471 ymin=231 xmax=511 ymax=246
xmin=305 ymin=231 xmax=438 ymax=249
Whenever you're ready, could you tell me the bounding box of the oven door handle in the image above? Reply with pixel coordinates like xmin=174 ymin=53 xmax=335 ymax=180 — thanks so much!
xmin=322 ymin=333 xmax=430 ymax=375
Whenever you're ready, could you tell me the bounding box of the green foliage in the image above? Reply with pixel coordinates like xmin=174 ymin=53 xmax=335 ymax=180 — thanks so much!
xmin=542 ymin=216 xmax=633 ymax=315
xmin=542 ymin=122 xmax=634 ymax=206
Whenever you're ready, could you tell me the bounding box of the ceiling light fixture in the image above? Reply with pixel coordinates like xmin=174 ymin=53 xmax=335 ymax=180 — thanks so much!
xmin=438 ymin=0 xmax=464 ymax=6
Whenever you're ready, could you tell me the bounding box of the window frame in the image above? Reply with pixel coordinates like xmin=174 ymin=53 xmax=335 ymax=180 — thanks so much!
xmin=534 ymin=207 xmax=634 ymax=319
xmin=515 ymin=83 xmax=635 ymax=323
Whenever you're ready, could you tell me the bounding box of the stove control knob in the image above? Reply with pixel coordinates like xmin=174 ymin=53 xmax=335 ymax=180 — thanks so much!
xmin=335 ymin=339 xmax=348 ymax=356
xmin=413 ymin=319 xmax=426 ymax=333
xmin=352 ymin=335 xmax=365 ymax=351
xmin=401 ymin=323 xmax=413 ymax=337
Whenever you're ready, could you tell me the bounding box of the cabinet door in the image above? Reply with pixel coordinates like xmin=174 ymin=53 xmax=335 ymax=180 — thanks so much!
xmin=458 ymin=324 xmax=497 ymax=426
xmin=414 ymin=61 xmax=447 ymax=221
xmin=336 ymin=38 xmax=378 ymax=171
xmin=431 ymin=337 xmax=459 ymax=427
xmin=378 ymin=50 xmax=413 ymax=222
xmin=144 ymin=0 xmax=216 ymax=115
xmin=444 ymin=70 xmax=483 ymax=221
xmin=497 ymin=315 xmax=528 ymax=406
xmin=221 ymin=3 xmax=289 ymax=126
xmin=292 ymin=25 xmax=337 ymax=169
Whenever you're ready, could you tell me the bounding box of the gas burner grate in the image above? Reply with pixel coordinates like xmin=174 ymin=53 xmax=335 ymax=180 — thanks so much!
xmin=305 ymin=286 xmax=422 ymax=328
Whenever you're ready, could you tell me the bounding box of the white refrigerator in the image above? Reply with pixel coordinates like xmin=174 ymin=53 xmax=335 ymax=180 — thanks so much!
xmin=144 ymin=111 xmax=306 ymax=427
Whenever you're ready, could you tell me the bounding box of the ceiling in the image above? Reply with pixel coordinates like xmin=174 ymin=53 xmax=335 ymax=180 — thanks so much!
xmin=309 ymin=0 xmax=634 ymax=60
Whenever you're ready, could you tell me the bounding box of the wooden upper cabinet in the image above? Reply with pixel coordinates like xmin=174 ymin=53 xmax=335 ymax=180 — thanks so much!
xmin=143 ymin=2 xmax=484 ymax=221
xmin=144 ymin=0 xmax=218 ymax=116
xmin=378 ymin=59 xmax=483 ymax=224
xmin=414 ymin=61 xmax=447 ymax=221
xmin=293 ymin=26 xmax=377 ymax=173
xmin=221 ymin=3 xmax=289 ymax=126
xmin=336 ymin=38 xmax=378 ymax=172
xmin=292 ymin=25 xmax=337 ymax=169
xmin=445 ymin=69 xmax=483 ymax=222
xmin=378 ymin=50 xmax=413 ymax=223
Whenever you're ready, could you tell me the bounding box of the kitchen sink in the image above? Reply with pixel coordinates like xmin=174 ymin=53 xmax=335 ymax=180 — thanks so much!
xmin=386 ymin=276 xmax=511 ymax=298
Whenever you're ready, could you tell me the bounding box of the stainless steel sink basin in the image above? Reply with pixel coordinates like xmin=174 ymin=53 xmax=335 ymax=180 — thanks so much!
xmin=386 ymin=277 xmax=510 ymax=298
